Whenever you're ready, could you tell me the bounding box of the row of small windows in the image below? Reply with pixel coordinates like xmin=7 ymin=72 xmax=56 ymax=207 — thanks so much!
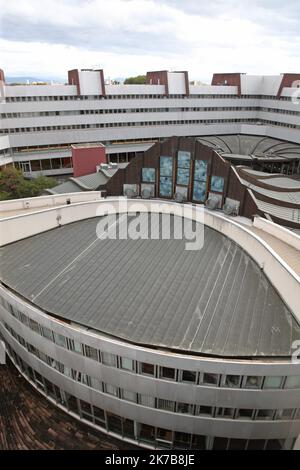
xmin=3 ymin=322 xmax=300 ymax=424
xmin=0 ymin=118 xmax=259 ymax=135
xmin=2 ymin=106 xmax=299 ymax=121
xmin=0 ymin=106 xmax=260 ymax=119
xmin=3 ymin=94 xmax=295 ymax=103
xmin=5 ymin=343 xmax=291 ymax=450
xmin=2 ymin=297 xmax=300 ymax=390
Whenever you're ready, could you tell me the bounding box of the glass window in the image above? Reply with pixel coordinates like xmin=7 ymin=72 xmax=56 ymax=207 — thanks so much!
xmin=160 ymin=367 xmax=176 ymax=380
xmin=139 ymin=394 xmax=155 ymax=408
xmin=101 ymin=352 xmax=117 ymax=367
xmin=228 ymin=439 xmax=247 ymax=450
xmin=173 ymin=432 xmax=191 ymax=449
xmin=237 ymin=409 xmax=254 ymax=419
xmin=156 ymin=427 xmax=173 ymax=446
xmin=142 ymin=168 xmax=156 ymax=183
xmin=69 ymin=339 xmax=83 ymax=355
xmin=224 ymin=375 xmax=241 ymax=388
xmin=80 ymin=400 xmax=92 ymax=415
xmin=276 ymin=409 xmax=294 ymax=420
xmin=193 ymin=180 xmax=206 ymax=202
xmin=41 ymin=326 xmax=53 ymax=342
xmin=121 ymin=389 xmax=137 ymax=403
xmin=105 ymin=384 xmax=118 ymax=397
xmin=198 ymin=406 xmax=214 ymax=416
xmin=138 ymin=423 xmax=155 ymax=443
xmin=84 ymin=345 xmax=98 ymax=361
xmin=90 ymin=377 xmax=101 ymax=390
xmin=202 ymin=373 xmax=219 ymax=386
xmin=191 ymin=435 xmax=206 ymax=450
xmin=177 ymin=402 xmax=193 ymax=414
xmin=28 ymin=318 xmax=40 ymax=333
xmin=285 ymin=376 xmax=300 ymax=389
xmin=213 ymin=437 xmax=228 ymax=450
xmin=263 ymin=376 xmax=283 ymax=389
xmin=123 ymin=418 xmax=135 ymax=438
xmin=107 ymin=413 xmax=122 ymax=434
xmin=210 ymin=175 xmax=224 ymax=193
xmin=244 ymin=376 xmax=262 ymax=389
xmin=93 ymin=406 xmax=105 ymax=424
xmin=53 ymin=332 xmax=67 ymax=348
xmin=157 ymin=399 xmax=175 ymax=412
xmin=181 ymin=370 xmax=197 ymax=383
xmin=256 ymin=409 xmax=274 ymax=420
xmin=194 ymin=160 xmax=208 ymax=182
xmin=140 ymin=362 xmax=155 ymax=376
xmin=120 ymin=357 xmax=134 ymax=371
xmin=247 ymin=440 xmax=266 ymax=450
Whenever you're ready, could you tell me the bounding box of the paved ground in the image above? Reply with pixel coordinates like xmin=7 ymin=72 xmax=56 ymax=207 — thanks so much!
xmin=0 ymin=360 xmax=137 ymax=450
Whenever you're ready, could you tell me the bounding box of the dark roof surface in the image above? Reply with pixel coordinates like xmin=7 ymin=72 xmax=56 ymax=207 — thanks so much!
xmin=1 ymin=214 xmax=299 ymax=357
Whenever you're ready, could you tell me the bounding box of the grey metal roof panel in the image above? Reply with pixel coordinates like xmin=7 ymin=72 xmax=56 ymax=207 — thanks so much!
xmin=50 ymin=181 xmax=82 ymax=194
xmin=1 ymin=215 xmax=299 ymax=357
xmin=75 ymin=172 xmax=108 ymax=188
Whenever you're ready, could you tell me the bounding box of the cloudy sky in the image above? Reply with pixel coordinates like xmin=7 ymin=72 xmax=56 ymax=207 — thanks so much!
xmin=0 ymin=0 xmax=299 ymax=81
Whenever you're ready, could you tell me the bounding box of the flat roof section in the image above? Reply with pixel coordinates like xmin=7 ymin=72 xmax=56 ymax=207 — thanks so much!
xmin=1 ymin=214 xmax=299 ymax=358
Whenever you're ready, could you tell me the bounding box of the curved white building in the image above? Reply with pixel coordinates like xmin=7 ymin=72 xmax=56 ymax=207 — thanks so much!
xmin=0 ymin=69 xmax=300 ymax=176
xmin=0 ymin=196 xmax=300 ymax=450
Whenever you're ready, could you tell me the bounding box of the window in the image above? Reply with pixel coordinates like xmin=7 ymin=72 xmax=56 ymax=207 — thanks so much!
xmin=213 ymin=437 xmax=229 ymax=450
xmin=263 ymin=376 xmax=283 ymax=389
xmin=285 ymin=376 xmax=300 ymax=389
xmin=53 ymin=332 xmax=67 ymax=348
xmin=156 ymin=428 xmax=173 ymax=447
xmin=228 ymin=439 xmax=247 ymax=450
xmin=139 ymin=394 xmax=155 ymax=408
xmin=107 ymin=413 xmax=122 ymax=434
xmin=84 ymin=345 xmax=99 ymax=361
xmin=224 ymin=375 xmax=241 ymax=388
xmin=41 ymin=326 xmax=53 ymax=341
xmin=105 ymin=384 xmax=118 ymax=397
xmin=120 ymin=357 xmax=135 ymax=371
xmin=244 ymin=376 xmax=262 ymax=389
xmin=256 ymin=409 xmax=274 ymax=420
xmin=101 ymin=352 xmax=117 ymax=367
xmin=237 ymin=409 xmax=254 ymax=419
xmin=138 ymin=423 xmax=155 ymax=443
xmin=160 ymin=366 xmax=176 ymax=380
xmin=157 ymin=399 xmax=175 ymax=412
xmin=198 ymin=406 xmax=214 ymax=416
xmin=90 ymin=377 xmax=101 ymax=390
xmin=121 ymin=389 xmax=137 ymax=403
xmin=191 ymin=435 xmax=206 ymax=450
xmin=216 ymin=408 xmax=234 ymax=419
xmin=68 ymin=339 xmax=83 ymax=355
xmin=123 ymin=418 xmax=135 ymax=438
xmin=140 ymin=362 xmax=154 ymax=376
xmin=202 ymin=373 xmax=219 ymax=386
xmin=276 ymin=409 xmax=294 ymax=420
xmin=181 ymin=370 xmax=197 ymax=383
xmin=177 ymin=402 xmax=193 ymax=414
xmin=93 ymin=406 xmax=105 ymax=425
xmin=173 ymin=432 xmax=191 ymax=449
xmin=66 ymin=394 xmax=79 ymax=414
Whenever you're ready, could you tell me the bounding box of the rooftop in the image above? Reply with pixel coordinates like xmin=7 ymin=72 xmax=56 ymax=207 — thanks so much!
xmin=1 ymin=213 xmax=299 ymax=358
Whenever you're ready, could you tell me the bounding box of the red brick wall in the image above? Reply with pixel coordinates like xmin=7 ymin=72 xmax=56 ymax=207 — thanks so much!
xmin=68 ymin=69 xmax=81 ymax=95
xmin=72 ymin=145 xmax=107 ymax=177
xmin=277 ymin=73 xmax=300 ymax=97
xmin=211 ymin=73 xmax=242 ymax=96
xmin=146 ymin=71 xmax=169 ymax=95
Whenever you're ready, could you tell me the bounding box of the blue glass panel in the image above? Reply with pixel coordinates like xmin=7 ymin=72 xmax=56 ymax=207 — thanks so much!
xmin=142 ymin=168 xmax=156 ymax=183
xmin=160 ymin=156 xmax=173 ymax=177
xmin=193 ymin=181 xmax=206 ymax=202
xmin=177 ymin=168 xmax=190 ymax=186
xmin=159 ymin=176 xmax=173 ymax=197
xmin=175 ymin=186 xmax=188 ymax=200
xmin=194 ymin=160 xmax=207 ymax=182
xmin=177 ymin=151 xmax=191 ymax=169
xmin=211 ymin=176 xmax=224 ymax=193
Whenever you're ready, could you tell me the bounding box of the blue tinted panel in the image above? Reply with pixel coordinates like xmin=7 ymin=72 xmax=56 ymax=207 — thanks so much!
xmin=194 ymin=160 xmax=207 ymax=182
xmin=193 ymin=181 xmax=206 ymax=202
xmin=160 ymin=156 xmax=173 ymax=177
xmin=177 ymin=168 xmax=190 ymax=186
xmin=177 ymin=151 xmax=191 ymax=169
xmin=159 ymin=176 xmax=173 ymax=197
xmin=142 ymin=168 xmax=156 ymax=183
xmin=211 ymin=176 xmax=224 ymax=193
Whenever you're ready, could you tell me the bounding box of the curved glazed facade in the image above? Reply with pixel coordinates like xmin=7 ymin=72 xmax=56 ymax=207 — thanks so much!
xmin=0 ymin=199 xmax=300 ymax=450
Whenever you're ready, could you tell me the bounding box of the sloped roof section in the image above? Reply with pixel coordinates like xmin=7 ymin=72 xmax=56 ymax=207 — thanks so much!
xmin=1 ymin=214 xmax=299 ymax=358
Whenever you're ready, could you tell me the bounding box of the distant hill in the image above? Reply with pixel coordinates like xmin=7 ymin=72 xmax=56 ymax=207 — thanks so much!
xmin=5 ymin=76 xmax=65 ymax=85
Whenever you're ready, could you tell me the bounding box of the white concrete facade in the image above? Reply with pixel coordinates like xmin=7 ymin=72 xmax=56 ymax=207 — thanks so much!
xmin=0 ymin=70 xmax=300 ymax=175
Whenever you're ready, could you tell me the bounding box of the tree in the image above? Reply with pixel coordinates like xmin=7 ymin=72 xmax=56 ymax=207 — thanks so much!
xmin=0 ymin=167 xmax=57 ymax=200
xmin=124 ymin=75 xmax=146 ymax=84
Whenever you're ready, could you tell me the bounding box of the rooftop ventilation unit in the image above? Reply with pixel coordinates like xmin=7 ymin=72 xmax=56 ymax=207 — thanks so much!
xmin=124 ymin=188 xmax=137 ymax=198
xmin=109 ymin=163 xmax=118 ymax=169
xmin=205 ymin=196 xmax=219 ymax=210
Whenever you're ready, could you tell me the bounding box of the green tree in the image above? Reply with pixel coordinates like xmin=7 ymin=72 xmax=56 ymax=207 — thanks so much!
xmin=124 ymin=75 xmax=146 ymax=84
xmin=0 ymin=167 xmax=57 ymax=200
